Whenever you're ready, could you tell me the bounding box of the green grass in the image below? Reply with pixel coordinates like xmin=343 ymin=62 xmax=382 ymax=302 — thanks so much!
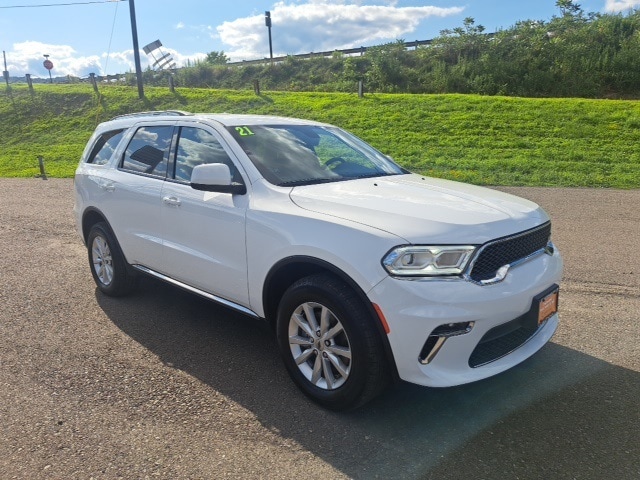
xmin=1 ymin=84 xmax=639 ymax=187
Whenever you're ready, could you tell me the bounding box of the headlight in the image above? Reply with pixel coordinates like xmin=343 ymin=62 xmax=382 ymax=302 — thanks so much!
xmin=382 ymin=245 xmax=476 ymax=277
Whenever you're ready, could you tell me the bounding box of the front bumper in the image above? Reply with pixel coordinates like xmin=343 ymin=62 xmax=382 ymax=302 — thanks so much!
xmin=369 ymin=248 xmax=563 ymax=387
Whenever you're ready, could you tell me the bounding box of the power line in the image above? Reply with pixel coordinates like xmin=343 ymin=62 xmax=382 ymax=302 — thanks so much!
xmin=102 ymin=0 xmax=120 ymax=76
xmin=0 ymin=1 xmax=126 ymax=9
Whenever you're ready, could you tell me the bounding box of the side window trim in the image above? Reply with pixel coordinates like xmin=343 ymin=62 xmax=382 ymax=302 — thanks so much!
xmin=168 ymin=126 xmax=180 ymax=181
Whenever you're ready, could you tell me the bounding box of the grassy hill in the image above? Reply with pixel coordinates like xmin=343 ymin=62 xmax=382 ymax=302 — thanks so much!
xmin=1 ymin=84 xmax=639 ymax=188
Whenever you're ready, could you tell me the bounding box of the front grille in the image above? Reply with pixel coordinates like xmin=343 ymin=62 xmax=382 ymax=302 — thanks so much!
xmin=469 ymin=222 xmax=551 ymax=282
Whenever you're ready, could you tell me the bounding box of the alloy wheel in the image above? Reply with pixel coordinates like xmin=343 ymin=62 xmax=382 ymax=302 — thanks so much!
xmin=91 ymin=235 xmax=114 ymax=286
xmin=288 ymin=302 xmax=352 ymax=390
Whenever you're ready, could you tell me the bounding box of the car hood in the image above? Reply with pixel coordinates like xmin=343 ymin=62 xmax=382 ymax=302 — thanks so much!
xmin=289 ymin=174 xmax=548 ymax=244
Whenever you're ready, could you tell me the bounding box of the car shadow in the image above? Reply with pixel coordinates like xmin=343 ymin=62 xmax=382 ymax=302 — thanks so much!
xmin=97 ymin=276 xmax=639 ymax=480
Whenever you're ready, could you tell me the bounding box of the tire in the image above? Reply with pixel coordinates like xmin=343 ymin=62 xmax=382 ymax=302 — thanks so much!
xmin=87 ymin=222 xmax=137 ymax=297
xmin=276 ymin=273 xmax=389 ymax=410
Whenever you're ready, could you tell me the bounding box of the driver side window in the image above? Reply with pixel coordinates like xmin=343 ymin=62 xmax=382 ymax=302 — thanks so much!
xmin=174 ymin=127 xmax=240 ymax=183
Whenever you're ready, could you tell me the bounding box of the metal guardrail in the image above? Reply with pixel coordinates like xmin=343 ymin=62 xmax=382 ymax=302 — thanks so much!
xmin=83 ymin=39 xmax=437 ymax=82
xmin=95 ymin=35 xmax=496 ymax=79
xmin=14 ymin=35 xmax=500 ymax=85
xmin=226 ymin=39 xmax=435 ymax=67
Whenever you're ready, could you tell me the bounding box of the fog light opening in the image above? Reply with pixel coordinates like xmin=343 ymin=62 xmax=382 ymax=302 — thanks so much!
xmin=418 ymin=321 xmax=475 ymax=365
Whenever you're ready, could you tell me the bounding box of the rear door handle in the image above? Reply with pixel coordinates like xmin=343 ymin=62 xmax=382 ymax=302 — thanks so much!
xmin=101 ymin=182 xmax=115 ymax=192
xmin=163 ymin=196 xmax=181 ymax=207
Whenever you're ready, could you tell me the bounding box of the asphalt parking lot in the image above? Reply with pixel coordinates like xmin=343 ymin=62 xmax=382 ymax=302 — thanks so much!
xmin=0 ymin=178 xmax=638 ymax=479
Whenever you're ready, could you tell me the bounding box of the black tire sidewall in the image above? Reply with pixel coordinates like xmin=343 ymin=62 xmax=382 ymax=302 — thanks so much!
xmin=87 ymin=222 xmax=135 ymax=297
xmin=276 ymin=274 xmax=378 ymax=410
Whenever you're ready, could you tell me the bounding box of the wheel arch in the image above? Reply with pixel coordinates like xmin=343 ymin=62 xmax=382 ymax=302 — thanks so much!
xmin=262 ymin=256 xmax=400 ymax=382
xmin=82 ymin=207 xmax=140 ymax=286
xmin=81 ymin=207 xmax=113 ymax=246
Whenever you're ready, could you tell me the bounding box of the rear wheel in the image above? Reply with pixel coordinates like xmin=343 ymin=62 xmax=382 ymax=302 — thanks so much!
xmin=276 ymin=274 xmax=389 ymax=410
xmin=87 ymin=222 xmax=136 ymax=296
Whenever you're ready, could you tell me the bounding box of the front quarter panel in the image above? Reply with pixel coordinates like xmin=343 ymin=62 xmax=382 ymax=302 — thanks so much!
xmin=245 ymin=181 xmax=403 ymax=317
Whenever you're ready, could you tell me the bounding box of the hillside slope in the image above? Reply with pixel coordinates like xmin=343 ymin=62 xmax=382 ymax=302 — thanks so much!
xmin=1 ymin=84 xmax=639 ymax=187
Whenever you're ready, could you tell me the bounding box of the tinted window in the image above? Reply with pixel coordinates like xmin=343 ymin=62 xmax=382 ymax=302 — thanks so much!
xmin=227 ymin=124 xmax=405 ymax=186
xmin=174 ymin=127 xmax=240 ymax=183
xmin=121 ymin=126 xmax=173 ymax=177
xmin=86 ymin=129 xmax=125 ymax=165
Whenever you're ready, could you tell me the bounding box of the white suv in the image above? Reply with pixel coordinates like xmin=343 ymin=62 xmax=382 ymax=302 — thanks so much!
xmin=74 ymin=111 xmax=562 ymax=410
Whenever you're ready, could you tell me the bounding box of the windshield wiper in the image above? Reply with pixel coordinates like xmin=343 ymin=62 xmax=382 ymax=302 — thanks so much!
xmin=346 ymin=172 xmax=402 ymax=180
xmin=277 ymin=178 xmax=340 ymax=187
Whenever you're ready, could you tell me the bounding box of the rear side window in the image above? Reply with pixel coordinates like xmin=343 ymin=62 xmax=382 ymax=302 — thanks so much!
xmin=121 ymin=126 xmax=173 ymax=177
xmin=86 ymin=129 xmax=125 ymax=165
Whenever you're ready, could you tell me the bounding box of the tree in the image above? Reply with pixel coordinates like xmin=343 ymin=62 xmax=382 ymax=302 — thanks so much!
xmin=205 ymin=51 xmax=229 ymax=65
xmin=556 ymin=0 xmax=582 ymax=17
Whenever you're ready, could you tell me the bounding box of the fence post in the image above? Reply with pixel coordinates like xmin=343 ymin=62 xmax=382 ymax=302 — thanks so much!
xmin=25 ymin=73 xmax=33 ymax=93
xmin=89 ymin=73 xmax=99 ymax=94
xmin=253 ymin=79 xmax=260 ymax=96
xmin=168 ymin=74 xmax=175 ymax=93
xmin=358 ymin=80 xmax=364 ymax=98
xmin=36 ymin=156 xmax=48 ymax=180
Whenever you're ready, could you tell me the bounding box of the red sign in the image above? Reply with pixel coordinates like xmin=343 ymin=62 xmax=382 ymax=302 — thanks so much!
xmin=43 ymin=59 xmax=54 ymax=70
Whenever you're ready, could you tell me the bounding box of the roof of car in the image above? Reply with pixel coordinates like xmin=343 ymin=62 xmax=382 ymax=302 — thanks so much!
xmin=102 ymin=111 xmax=327 ymax=129
xmin=196 ymin=113 xmax=327 ymax=127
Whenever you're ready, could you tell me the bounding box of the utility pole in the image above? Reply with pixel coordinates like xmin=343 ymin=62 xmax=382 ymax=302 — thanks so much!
xmin=128 ymin=0 xmax=144 ymax=98
xmin=3 ymin=51 xmax=9 ymax=88
xmin=265 ymin=11 xmax=273 ymax=63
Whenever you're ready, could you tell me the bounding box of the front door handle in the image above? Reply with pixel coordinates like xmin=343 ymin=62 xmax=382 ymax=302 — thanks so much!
xmin=163 ymin=196 xmax=181 ymax=207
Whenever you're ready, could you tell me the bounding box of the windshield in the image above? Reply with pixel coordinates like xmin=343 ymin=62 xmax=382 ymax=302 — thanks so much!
xmin=226 ymin=124 xmax=407 ymax=186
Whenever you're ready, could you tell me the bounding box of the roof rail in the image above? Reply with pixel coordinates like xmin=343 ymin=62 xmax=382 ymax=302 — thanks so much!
xmin=111 ymin=110 xmax=192 ymax=120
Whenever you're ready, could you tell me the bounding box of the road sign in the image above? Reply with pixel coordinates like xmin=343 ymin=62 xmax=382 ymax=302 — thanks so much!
xmin=43 ymin=59 xmax=53 ymax=70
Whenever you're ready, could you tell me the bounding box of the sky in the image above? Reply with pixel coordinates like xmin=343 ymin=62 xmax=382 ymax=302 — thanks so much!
xmin=0 ymin=0 xmax=638 ymax=79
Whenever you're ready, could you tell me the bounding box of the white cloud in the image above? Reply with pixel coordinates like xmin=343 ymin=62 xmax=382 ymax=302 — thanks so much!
xmin=5 ymin=41 xmax=206 ymax=77
xmin=217 ymin=1 xmax=464 ymax=61
xmin=102 ymin=50 xmax=136 ymax=73
xmin=605 ymin=0 xmax=640 ymax=12
xmin=6 ymin=41 xmax=102 ymax=78
xmin=159 ymin=48 xmax=207 ymax=68
xmin=3 ymin=1 xmax=464 ymax=77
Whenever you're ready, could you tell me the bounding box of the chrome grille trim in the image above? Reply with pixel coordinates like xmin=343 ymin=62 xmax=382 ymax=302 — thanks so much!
xmin=464 ymin=222 xmax=552 ymax=286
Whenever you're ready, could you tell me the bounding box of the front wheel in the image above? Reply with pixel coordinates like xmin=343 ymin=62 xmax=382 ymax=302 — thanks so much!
xmin=276 ymin=274 xmax=389 ymax=410
xmin=87 ymin=222 xmax=137 ymax=297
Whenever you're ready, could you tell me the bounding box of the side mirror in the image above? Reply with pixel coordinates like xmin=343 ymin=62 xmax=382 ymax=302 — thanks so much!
xmin=190 ymin=163 xmax=246 ymax=195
